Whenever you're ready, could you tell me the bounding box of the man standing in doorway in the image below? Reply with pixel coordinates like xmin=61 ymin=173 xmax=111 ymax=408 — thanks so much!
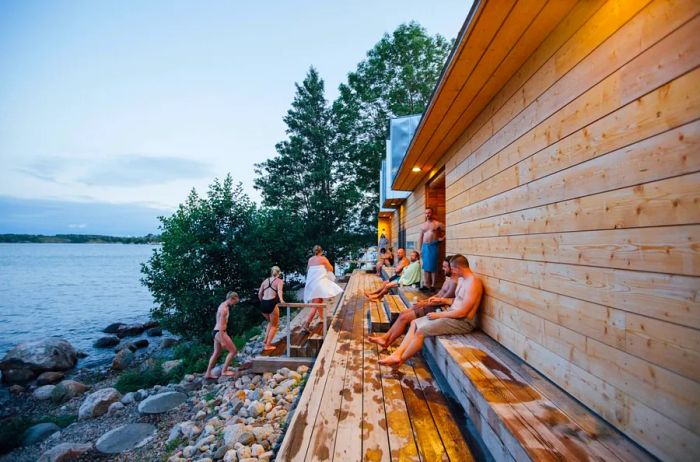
xmin=418 ymin=206 xmax=444 ymax=292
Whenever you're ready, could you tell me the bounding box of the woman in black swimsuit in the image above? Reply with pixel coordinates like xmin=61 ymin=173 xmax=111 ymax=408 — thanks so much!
xmin=258 ymin=266 xmax=284 ymax=352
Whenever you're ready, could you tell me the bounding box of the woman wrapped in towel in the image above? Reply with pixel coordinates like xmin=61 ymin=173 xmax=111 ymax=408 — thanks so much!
xmin=302 ymin=245 xmax=344 ymax=332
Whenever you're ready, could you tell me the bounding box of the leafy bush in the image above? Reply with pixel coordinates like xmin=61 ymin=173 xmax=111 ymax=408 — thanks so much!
xmin=115 ymin=362 xmax=172 ymax=393
xmin=0 ymin=414 xmax=76 ymax=454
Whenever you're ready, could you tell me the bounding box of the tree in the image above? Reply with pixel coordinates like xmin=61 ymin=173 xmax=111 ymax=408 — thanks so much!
xmin=332 ymin=22 xmax=452 ymax=232
xmin=141 ymin=175 xmax=263 ymax=339
xmin=255 ymin=67 xmax=362 ymax=266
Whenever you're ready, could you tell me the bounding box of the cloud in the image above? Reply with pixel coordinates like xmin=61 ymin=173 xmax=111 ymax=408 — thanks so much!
xmin=0 ymin=196 xmax=170 ymax=236
xmin=19 ymin=154 xmax=214 ymax=187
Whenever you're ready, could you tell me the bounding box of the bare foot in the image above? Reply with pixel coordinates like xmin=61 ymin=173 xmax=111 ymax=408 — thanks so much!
xmin=222 ymin=370 xmax=236 ymax=377
xmin=204 ymin=374 xmax=217 ymax=380
xmin=368 ymin=336 xmax=387 ymax=347
xmin=378 ymin=355 xmax=401 ymax=366
xmin=263 ymin=345 xmax=275 ymax=351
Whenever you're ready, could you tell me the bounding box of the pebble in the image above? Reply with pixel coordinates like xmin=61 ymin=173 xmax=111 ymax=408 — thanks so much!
xmin=223 ymin=449 xmax=238 ymax=462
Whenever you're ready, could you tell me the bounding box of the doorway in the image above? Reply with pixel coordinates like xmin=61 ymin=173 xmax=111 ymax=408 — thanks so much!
xmin=425 ymin=169 xmax=446 ymax=287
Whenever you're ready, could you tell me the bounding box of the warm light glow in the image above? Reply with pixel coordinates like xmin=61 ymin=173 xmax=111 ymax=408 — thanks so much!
xmin=412 ymin=166 xmax=422 ymax=172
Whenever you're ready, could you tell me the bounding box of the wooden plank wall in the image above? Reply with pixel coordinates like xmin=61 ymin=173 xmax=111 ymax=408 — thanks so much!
xmin=428 ymin=1 xmax=700 ymax=460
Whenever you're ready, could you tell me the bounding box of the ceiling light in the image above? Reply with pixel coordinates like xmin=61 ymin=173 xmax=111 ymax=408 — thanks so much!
xmin=412 ymin=166 xmax=422 ymax=172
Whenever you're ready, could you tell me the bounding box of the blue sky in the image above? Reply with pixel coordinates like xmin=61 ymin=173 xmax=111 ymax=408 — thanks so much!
xmin=0 ymin=0 xmax=471 ymax=235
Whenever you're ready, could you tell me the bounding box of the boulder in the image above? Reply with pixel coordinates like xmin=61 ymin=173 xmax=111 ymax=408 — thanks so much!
xmin=95 ymin=423 xmax=156 ymax=454
xmin=51 ymin=380 xmax=89 ymax=403
xmin=112 ymin=349 xmax=134 ymax=371
xmin=22 ymin=422 xmax=61 ymax=446
xmin=114 ymin=342 xmax=136 ymax=353
xmin=132 ymin=339 xmax=149 ymax=349
xmin=103 ymin=322 xmax=126 ymax=333
xmin=160 ymin=337 xmax=179 ymax=349
xmin=108 ymin=401 xmax=125 ymax=414
xmin=37 ymin=442 xmax=92 ymax=462
xmin=0 ymin=338 xmax=77 ymax=373
xmin=143 ymin=320 xmax=159 ymax=329
xmin=76 ymin=351 xmax=88 ymax=358
xmin=36 ymin=371 xmax=65 ymax=385
xmin=33 ymin=385 xmax=56 ymax=400
xmin=9 ymin=384 xmax=25 ymax=393
xmin=94 ymin=336 xmax=120 ymax=348
xmin=223 ymin=423 xmax=248 ymax=448
xmin=79 ymin=387 xmax=121 ymax=419
xmin=116 ymin=324 xmax=146 ymax=338
xmin=138 ymin=391 xmax=187 ymax=414
xmin=147 ymin=327 xmax=163 ymax=337
xmin=162 ymin=359 xmax=183 ymax=374
xmin=1 ymin=367 xmax=36 ymax=385
xmin=121 ymin=392 xmax=135 ymax=404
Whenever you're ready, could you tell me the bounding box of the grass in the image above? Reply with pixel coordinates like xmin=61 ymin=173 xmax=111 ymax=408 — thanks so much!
xmin=164 ymin=436 xmax=186 ymax=452
xmin=0 ymin=414 xmax=76 ymax=454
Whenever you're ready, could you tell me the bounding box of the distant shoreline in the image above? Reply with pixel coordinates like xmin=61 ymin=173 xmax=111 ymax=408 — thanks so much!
xmin=0 ymin=233 xmax=161 ymax=244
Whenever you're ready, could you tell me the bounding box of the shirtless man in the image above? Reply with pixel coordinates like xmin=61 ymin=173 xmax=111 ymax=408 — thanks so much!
xmin=204 ymin=291 xmax=240 ymax=379
xmin=368 ymin=257 xmax=457 ymax=348
xmin=418 ymin=207 xmax=445 ymax=292
xmin=378 ymin=254 xmax=482 ymax=368
xmin=364 ymin=248 xmax=409 ymax=298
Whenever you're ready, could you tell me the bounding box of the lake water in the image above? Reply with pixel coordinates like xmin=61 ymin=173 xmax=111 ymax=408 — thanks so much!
xmin=0 ymin=243 xmax=157 ymax=367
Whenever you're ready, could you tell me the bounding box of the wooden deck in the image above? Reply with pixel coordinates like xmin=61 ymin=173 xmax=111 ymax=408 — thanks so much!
xmin=276 ymin=271 xmax=473 ymax=461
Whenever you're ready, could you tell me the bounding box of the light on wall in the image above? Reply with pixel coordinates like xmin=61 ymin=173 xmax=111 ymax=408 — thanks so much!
xmin=412 ymin=166 xmax=422 ymax=172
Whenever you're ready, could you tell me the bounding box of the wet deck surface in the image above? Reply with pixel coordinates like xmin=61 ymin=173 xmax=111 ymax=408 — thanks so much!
xmin=276 ymin=271 xmax=474 ymax=461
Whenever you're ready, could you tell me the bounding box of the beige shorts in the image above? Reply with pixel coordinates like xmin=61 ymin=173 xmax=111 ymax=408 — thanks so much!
xmin=414 ymin=315 xmax=477 ymax=337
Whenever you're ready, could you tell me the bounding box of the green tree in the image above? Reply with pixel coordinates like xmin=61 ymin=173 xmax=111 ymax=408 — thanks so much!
xmin=255 ymin=67 xmax=362 ymax=266
xmin=141 ymin=175 xmax=263 ymax=339
xmin=332 ymin=22 xmax=452 ymax=232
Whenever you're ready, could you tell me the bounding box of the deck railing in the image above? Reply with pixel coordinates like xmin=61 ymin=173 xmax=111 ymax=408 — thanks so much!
xmin=276 ymin=302 xmax=327 ymax=357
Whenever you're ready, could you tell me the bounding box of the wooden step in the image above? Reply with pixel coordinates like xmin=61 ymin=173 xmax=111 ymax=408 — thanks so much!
xmin=251 ymin=356 xmax=315 ymax=374
xmin=422 ymin=331 xmax=654 ymax=462
xmin=399 ymin=286 xmax=430 ymax=307
xmin=380 ymin=266 xmax=396 ymax=281
xmin=368 ymin=300 xmax=390 ymax=332
xmin=383 ymin=294 xmax=408 ymax=323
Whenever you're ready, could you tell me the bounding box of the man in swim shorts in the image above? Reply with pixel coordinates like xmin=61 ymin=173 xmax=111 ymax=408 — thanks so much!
xmin=418 ymin=207 xmax=445 ymax=292
xmin=205 ymin=291 xmax=239 ymax=379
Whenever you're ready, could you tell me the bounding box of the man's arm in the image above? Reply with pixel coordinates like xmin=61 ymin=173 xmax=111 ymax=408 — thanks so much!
xmin=438 ymin=221 xmax=446 ymax=242
xmin=417 ymin=227 xmax=423 ymax=250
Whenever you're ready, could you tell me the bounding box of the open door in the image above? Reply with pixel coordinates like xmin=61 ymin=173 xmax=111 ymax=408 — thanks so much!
xmin=425 ymin=169 xmax=446 ymax=287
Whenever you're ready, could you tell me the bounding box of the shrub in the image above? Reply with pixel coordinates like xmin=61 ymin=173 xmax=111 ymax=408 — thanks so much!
xmin=115 ymin=362 xmax=171 ymax=393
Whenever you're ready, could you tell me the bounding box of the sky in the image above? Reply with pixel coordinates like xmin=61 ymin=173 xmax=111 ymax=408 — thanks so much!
xmin=0 ymin=0 xmax=471 ymax=235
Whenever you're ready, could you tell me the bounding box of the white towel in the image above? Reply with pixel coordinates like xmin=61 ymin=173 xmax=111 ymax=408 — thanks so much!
xmin=303 ymin=265 xmax=343 ymax=303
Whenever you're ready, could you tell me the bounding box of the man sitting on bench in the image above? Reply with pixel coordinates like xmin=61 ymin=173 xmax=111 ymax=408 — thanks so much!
xmin=378 ymin=254 xmax=482 ymax=368
xmin=364 ymin=248 xmax=409 ymax=297
xmin=368 ymin=257 xmax=457 ymax=348
xmin=366 ymin=250 xmax=421 ymax=301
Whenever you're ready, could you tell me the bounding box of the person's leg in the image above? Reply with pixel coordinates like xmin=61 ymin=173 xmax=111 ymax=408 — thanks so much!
xmin=264 ymin=307 xmax=279 ymax=350
xmin=368 ymin=282 xmax=396 ymax=300
xmin=304 ymin=298 xmax=324 ymax=330
xmin=378 ymin=321 xmax=417 ymax=366
xmin=397 ymin=329 xmax=425 ymax=365
xmin=205 ymin=336 xmax=222 ymax=378
xmin=384 ymin=309 xmax=417 ymax=346
xmin=220 ymin=333 xmax=237 ymax=376
xmin=430 ymin=271 xmax=437 ymax=290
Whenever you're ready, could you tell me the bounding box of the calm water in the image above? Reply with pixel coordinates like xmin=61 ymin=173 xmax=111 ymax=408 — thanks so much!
xmin=0 ymin=244 xmax=157 ymax=367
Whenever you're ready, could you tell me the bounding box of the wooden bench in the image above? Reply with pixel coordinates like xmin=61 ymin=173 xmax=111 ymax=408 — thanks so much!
xmin=382 ymin=294 xmax=407 ymax=323
xmin=422 ymin=331 xmax=654 ymax=461
xmin=380 ymin=266 xmax=396 ymax=281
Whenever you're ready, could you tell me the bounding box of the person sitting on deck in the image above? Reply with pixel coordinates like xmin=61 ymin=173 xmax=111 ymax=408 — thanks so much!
xmin=258 ymin=265 xmax=285 ymax=352
xmin=368 ymin=256 xmax=457 ymax=348
xmin=367 ymin=250 xmax=421 ymax=301
xmin=204 ymin=291 xmax=240 ymax=379
xmin=378 ymin=254 xmax=482 ymax=368
xmin=301 ymin=245 xmax=344 ymax=333
xmin=364 ymin=248 xmax=408 ymax=298
xmin=375 ymin=247 xmax=388 ymax=275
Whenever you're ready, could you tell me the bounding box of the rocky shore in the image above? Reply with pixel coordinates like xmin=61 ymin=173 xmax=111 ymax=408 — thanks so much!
xmin=0 ymin=320 xmax=304 ymax=462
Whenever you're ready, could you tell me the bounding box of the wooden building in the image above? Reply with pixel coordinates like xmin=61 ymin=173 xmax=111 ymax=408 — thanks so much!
xmin=380 ymin=0 xmax=700 ymax=460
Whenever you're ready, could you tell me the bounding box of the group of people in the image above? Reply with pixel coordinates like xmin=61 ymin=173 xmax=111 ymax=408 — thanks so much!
xmin=204 ymin=245 xmax=343 ymax=379
xmin=371 ymin=207 xmax=483 ymax=367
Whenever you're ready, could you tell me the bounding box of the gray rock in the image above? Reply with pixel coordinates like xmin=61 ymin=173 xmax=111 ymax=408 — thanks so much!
xmin=95 ymin=423 xmax=156 ymax=454
xmin=37 ymin=442 xmax=92 ymax=462
xmin=114 ymin=342 xmax=137 ymax=353
xmin=180 ymin=421 xmax=202 ymax=439
xmin=9 ymin=384 xmax=25 ymax=393
xmin=238 ymin=431 xmax=255 ymax=446
xmin=229 ymin=398 xmax=243 ymax=414
xmin=76 ymin=351 xmax=88 ymax=358
xmin=79 ymin=387 xmax=121 ymax=419
xmin=51 ymin=380 xmax=89 ymax=403
xmin=108 ymin=401 xmax=124 ymax=414
xmin=94 ymin=336 xmax=120 ymax=348
xmin=22 ymin=422 xmax=61 ymax=445
xmin=132 ymin=339 xmax=149 ymax=349
xmin=0 ymin=338 xmax=77 ymax=372
xmin=36 ymin=371 xmax=65 ymax=385
xmin=143 ymin=320 xmax=159 ymax=329
xmin=33 ymin=384 xmax=56 ymax=400
xmin=160 ymin=337 xmax=179 ymax=349
xmin=166 ymin=423 xmax=182 ymax=444
xmin=120 ymin=392 xmax=135 ymax=404
xmin=223 ymin=423 xmax=247 ymax=448
xmin=137 ymin=391 xmax=187 ymax=414
xmin=103 ymin=322 xmax=126 ymax=333
xmin=116 ymin=323 xmax=146 ymax=338
xmin=1 ymin=367 xmax=36 ymax=385
xmin=147 ymin=327 xmax=163 ymax=336
xmin=247 ymin=401 xmax=264 ymax=417
xmin=162 ymin=359 xmax=183 ymax=374
xmin=112 ymin=349 xmax=134 ymax=371
xmin=213 ymin=445 xmax=228 ymax=460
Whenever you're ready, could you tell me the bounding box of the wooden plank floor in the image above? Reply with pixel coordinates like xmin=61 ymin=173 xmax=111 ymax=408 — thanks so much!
xmin=276 ymin=271 xmax=474 ymax=462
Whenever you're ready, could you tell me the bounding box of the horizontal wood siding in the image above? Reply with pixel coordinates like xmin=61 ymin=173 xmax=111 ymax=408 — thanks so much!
xmin=428 ymin=1 xmax=700 ymax=460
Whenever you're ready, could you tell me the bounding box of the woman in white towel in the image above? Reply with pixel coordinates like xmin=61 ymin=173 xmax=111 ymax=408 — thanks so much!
xmin=302 ymin=245 xmax=343 ymax=332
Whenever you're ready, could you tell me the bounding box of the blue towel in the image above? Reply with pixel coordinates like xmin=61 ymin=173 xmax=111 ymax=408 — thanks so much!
xmin=421 ymin=241 xmax=439 ymax=273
